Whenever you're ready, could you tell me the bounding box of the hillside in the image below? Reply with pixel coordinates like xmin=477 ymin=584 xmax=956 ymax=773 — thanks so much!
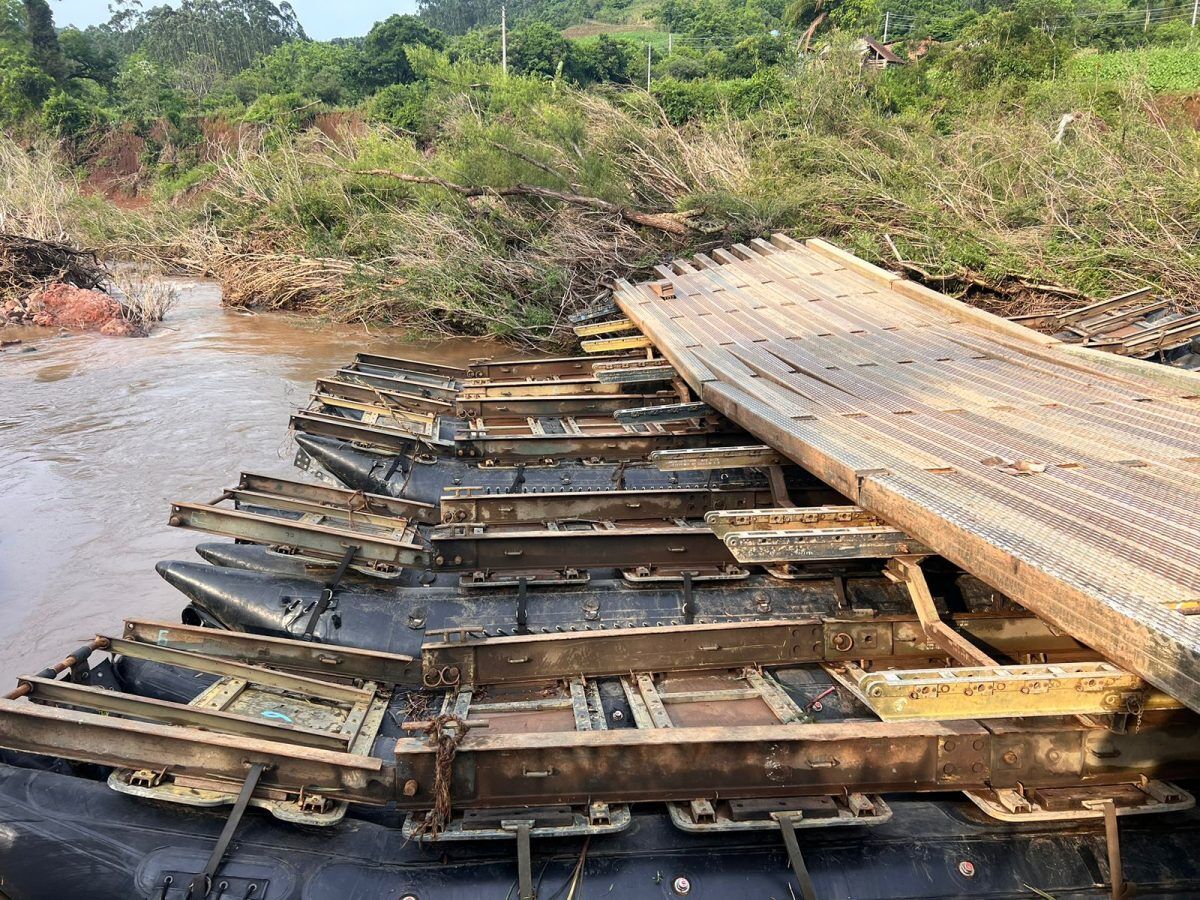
xmin=1 ymin=0 xmax=1199 ymax=343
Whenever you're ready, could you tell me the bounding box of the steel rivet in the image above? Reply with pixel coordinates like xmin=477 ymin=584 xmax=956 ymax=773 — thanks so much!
xmin=958 ymin=861 xmax=975 ymax=878
xmin=672 ymin=876 xmax=692 ymax=895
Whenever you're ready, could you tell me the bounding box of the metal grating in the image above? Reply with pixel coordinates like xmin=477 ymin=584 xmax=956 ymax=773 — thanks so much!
xmin=614 ymin=234 xmax=1200 ymax=711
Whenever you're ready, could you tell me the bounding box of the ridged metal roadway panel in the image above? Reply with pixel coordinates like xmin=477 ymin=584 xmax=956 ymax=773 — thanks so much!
xmin=613 ymin=234 xmax=1200 ymax=712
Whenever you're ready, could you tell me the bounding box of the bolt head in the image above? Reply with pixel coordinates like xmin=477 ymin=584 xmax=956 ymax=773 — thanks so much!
xmin=958 ymin=860 xmax=976 ymax=878
xmin=672 ymin=876 xmax=692 ymax=895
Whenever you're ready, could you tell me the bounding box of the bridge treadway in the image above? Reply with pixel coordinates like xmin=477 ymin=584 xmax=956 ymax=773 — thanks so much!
xmin=613 ymin=233 xmax=1200 ymax=711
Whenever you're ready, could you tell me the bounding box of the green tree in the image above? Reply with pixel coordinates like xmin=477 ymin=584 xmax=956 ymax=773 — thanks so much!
xmin=0 ymin=47 xmax=52 ymax=120
xmin=59 ymin=27 xmax=122 ymax=85
xmin=571 ymin=34 xmax=634 ymax=84
xmin=359 ymin=14 xmax=426 ymax=89
xmin=21 ymin=0 xmax=66 ymax=81
xmin=510 ymin=22 xmax=570 ymax=77
xmin=124 ymin=0 xmax=306 ymax=78
xmin=231 ymin=39 xmax=364 ymax=104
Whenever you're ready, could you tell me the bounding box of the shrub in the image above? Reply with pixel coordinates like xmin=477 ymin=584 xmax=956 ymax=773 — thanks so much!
xmin=242 ymin=92 xmax=319 ymax=130
xmin=41 ymin=90 xmax=98 ymax=140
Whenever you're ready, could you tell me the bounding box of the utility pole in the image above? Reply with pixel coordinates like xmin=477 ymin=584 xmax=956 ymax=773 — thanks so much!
xmin=501 ymin=4 xmax=508 ymax=76
xmin=646 ymin=43 xmax=652 ymax=91
xmin=1144 ymin=1 xmax=1151 ymax=32
xmin=882 ymin=10 xmax=890 ymax=42
xmin=667 ymin=32 xmax=673 ymax=55
xmin=1192 ymin=0 xmax=1198 ymax=29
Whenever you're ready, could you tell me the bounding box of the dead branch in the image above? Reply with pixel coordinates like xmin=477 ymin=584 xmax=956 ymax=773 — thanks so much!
xmin=350 ymin=169 xmax=697 ymax=237
xmin=801 ymin=12 xmax=827 ymax=53
xmin=882 ymin=233 xmax=1085 ymax=300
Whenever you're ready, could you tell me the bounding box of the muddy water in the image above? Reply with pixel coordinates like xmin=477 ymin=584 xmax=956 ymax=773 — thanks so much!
xmin=0 ymin=280 xmax=505 ymax=685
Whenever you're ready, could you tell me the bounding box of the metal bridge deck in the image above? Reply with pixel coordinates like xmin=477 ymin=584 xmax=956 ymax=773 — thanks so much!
xmin=613 ymin=234 xmax=1200 ymax=711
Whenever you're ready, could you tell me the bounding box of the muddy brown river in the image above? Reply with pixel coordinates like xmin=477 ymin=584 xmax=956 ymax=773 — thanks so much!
xmin=0 ymin=279 xmax=504 ymax=686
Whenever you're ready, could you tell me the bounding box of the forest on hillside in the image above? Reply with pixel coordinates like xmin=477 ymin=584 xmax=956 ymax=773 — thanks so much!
xmin=2 ymin=0 xmax=1199 ymax=342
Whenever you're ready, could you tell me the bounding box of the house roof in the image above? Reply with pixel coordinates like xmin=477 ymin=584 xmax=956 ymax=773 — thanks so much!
xmin=862 ymin=35 xmax=905 ymax=64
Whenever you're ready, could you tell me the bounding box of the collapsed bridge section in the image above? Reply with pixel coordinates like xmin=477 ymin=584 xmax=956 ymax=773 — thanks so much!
xmin=611 ymin=234 xmax=1200 ymax=711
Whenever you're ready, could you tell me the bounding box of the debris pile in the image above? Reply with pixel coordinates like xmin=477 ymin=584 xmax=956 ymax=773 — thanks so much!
xmin=0 ymin=233 xmax=142 ymax=335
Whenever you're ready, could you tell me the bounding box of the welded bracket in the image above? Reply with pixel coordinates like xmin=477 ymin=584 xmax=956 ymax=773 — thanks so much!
xmin=773 ymin=812 xmax=818 ymax=900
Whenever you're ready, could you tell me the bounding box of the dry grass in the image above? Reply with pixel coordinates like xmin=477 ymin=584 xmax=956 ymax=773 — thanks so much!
xmin=0 ymin=140 xmax=80 ymax=243
xmin=108 ymin=268 xmax=178 ymax=329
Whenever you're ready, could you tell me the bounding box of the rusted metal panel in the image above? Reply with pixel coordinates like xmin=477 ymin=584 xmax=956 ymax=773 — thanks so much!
xmin=121 ymin=620 xmax=419 ymax=685
xmin=430 ymin=520 xmax=733 ymax=571
xmin=0 ymin=701 xmax=391 ymax=803
xmin=167 ymin=502 xmax=428 ymax=569
xmin=467 ymin=354 xmax=634 ymax=379
xmin=454 ymin=392 xmax=677 ymax=418
xmin=17 ymin=676 xmax=353 ymax=750
xmin=290 ymin=410 xmax=424 ymax=453
xmin=454 ymin=427 xmax=747 ymax=463
xmin=437 ymin=486 xmax=776 ymax=525
xmin=650 ymin=446 xmax=786 ymax=471
xmin=423 ymin=621 xmax=825 ymax=687
xmin=351 ymin=353 xmax=464 ymax=382
xmin=395 ymin=721 xmax=978 ymax=807
xmin=234 ymin=472 xmax=436 ymax=524
xmin=614 ymin=236 xmax=1200 ymax=712
xmin=828 ymin=661 xmax=1180 ymax=721
xmin=421 ymin=612 xmax=1095 ymax=688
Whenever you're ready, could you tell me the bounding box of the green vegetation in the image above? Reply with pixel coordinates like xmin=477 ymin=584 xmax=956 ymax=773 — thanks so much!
xmin=0 ymin=0 xmax=1199 ymax=343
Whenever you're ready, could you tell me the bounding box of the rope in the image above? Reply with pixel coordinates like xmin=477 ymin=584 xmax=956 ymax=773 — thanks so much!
xmin=415 ymin=713 xmax=471 ymax=839
xmin=344 ymin=489 xmax=369 ymax=529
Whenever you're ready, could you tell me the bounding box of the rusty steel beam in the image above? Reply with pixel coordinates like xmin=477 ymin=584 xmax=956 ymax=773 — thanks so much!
xmin=461 ymin=377 xmax=630 ymax=398
xmin=455 ymin=392 xmax=677 ymax=418
xmin=334 ymin=368 xmax=457 ymax=407
xmin=423 ymin=621 xmax=822 ymax=687
xmin=430 ymin=520 xmax=733 ymax=572
xmin=315 ymin=378 xmax=445 ymax=417
xmin=437 ymin=486 xmax=776 ymax=525
xmin=309 ymin=393 xmax=439 ymax=437
xmin=18 ymin=676 xmax=353 ymax=750
xmin=573 ymin=318 xmax=637 ymax=337
xmin=827 ymin=662 xmax=1181 ymax=721
xmin=651 ymin=446 xmax=786 ymax=471
xmin=235 ymin=472 xmax=436 ymax=524
xmin=107 ymin=637 xmax=375 ymax=705
xmin=121 ymin=620 xmax=419 ymax=685
xmin=467 ymin=354 xmax=635 ymax=379
xmin=0 ymin=700 xmax=392 ymax=803
xmin=454 ymin=429 xmax=747 ymax=463
xmin=592 ymin=361 xmax=678 ymax=385
xmin=580 ymin=334 xmax=653 ymax=353
xmin=351 ymin=353 xmax=463 ymax=382
xmin=290 ymin=410 xmax=425 ymax=453
xmin=393 ymin=712 xmax=1200 ymax=809
xmin=167 ymin=502 xmax=428 ymax=570
xmin=614 ymin=402 xmax=714 ymax=424
xmin=420 ymin=612 xmax=1095 ymax=688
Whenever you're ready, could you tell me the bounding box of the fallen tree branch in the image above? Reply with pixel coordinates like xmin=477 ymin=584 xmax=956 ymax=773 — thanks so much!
xmin=882 ymin=233 xmax=1086 ymax=300
xmin=350 ymin=168 xmax=697 ymax=236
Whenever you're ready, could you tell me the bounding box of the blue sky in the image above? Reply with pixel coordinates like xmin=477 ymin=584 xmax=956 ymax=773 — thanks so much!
xmin=50 ymin=1 xmax=418 ymax=40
